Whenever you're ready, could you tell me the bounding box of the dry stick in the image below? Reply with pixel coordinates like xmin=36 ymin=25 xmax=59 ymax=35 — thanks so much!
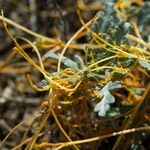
xmin=90 ymin=66 xmax=128 ymax=72
xmin=36 ymin=142 xmax=63 ymax=148
xmin=94 ymin=33 xmax=135 ymax=57
xmin=128 ymin=46 xmax=150 ymax=56
xmin=126 ymin=34 xmax=150 ymax=49
xmin=0 ymin=121 xmax=25 ymax=148
xmin=138 ymin=67 xmax=150 ymax=79
xmin=51 ymin=108 xmax=80 ymax=150
xmin=25 ymin=112 xmax=50 ymax=150
xmin=11 ymin=133 xmax=44 ymax=150
xmin=36 ymin=126 xmax=150 ymax=149
xmin=0 ymin=66 xmax=30 ymax=74
xmin=0 ymin=50 xmax=17 ymax=68
xmin=18 ymin=112 xmax=42 ymax=150
xmin=57 ymin=11 xmax=101 ymax=72
xmin=0 ymin=14 xmax=56 ymax=43
xmin=112 ymin=83 xmax=150 ymax=150
xmin=19 ymin=37 xmax=45 ymax=70
xmin=132 ymin=21 xmax=142 ymax=40
xmin=63 ymin=43 xmax=105 ymax=50
xmin=39 ymin=41 xmax=105 ymax=50
xmin=94 ymin=38 xmax=120 ymax=54
xmin=56 ymin=126 xmax=150 ymax=150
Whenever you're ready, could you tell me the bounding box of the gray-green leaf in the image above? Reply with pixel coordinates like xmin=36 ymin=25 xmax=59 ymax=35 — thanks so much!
xmin=44 ymin=51 xmax=80 ymax=72
xmin=139 ymin=60 xmax=150 ymax=71
xmin=94 ymin=81 xmax=122 ymax=117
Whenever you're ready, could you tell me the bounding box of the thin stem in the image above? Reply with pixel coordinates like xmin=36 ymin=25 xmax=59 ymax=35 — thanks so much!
xmin=0 ymin=13 xmax=57 ymax=43
xmin=51 ymin=108 xmax=80 ymax=150
xmin=57 ymin=11 xmax=101 ymax=72
xmin=36 ymin=126 xmax=150 ymax=149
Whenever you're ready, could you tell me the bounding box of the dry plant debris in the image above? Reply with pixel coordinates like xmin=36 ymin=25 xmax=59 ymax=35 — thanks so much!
xmin=0 ymin=0 xmax=150 ymax=150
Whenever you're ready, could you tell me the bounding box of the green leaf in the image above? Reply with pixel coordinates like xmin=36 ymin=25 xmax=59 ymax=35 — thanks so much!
xmin=139 ymin=60 xmax=150 ymax=71
xmin=38 ymin=79 xmax=49 ymax=88
xmin=94 ymin=81 xmax=122 ymax=117
xmin=112 ymin=21 xmax=131 ymax=44
xmin=107 ymin=108 xmax=120 ymax=117
xmin=113 ymin=71 xmax=127 ymax=79
xmin=92 ymin=0 xmax=130 ymax=45
xmin=94 ymin=91 xmax=115 ymax=117
xmin=135 ymin=88 xmax=145 ymax=96
xmin=44 ymin=51 xmax=80 ymax=71
xmin=138 ymin=2 xmax=150 ymax=25
xmin=108 ymin=81 xmax=122 ymax=90
xmin=120 ymin=57 xmax=135 ymax=68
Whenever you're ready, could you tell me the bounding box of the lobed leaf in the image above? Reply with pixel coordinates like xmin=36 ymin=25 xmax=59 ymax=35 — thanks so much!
xmin=44 ymin=51 xmax=80 ymax=71
xmin=94 ymin=81 xmax=122 ymax=117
